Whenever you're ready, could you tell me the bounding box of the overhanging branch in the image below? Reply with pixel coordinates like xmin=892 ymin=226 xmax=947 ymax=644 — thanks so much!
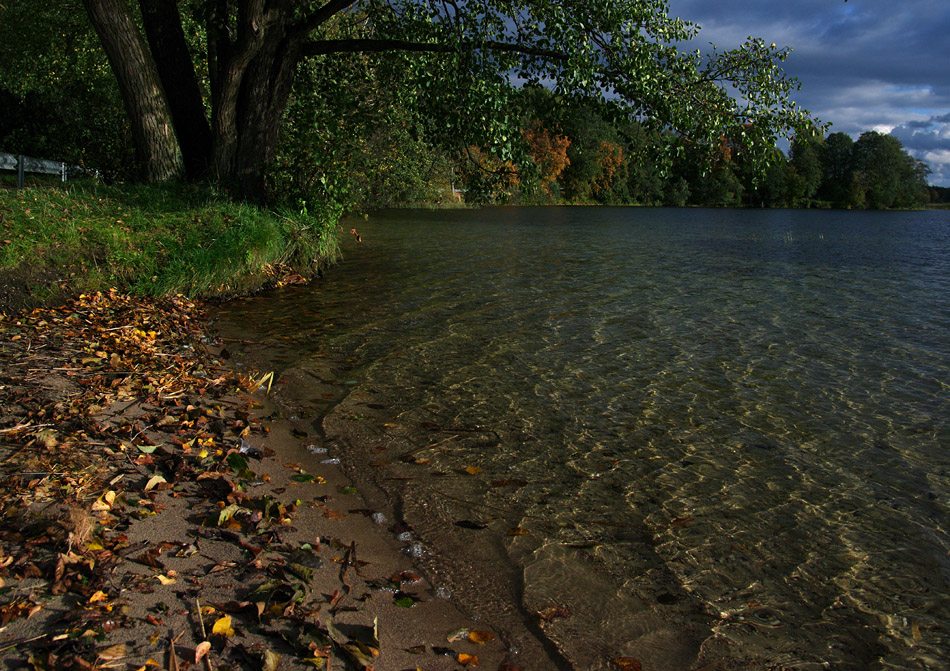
xmin=302 ymin=37 xmax=568 ymax=61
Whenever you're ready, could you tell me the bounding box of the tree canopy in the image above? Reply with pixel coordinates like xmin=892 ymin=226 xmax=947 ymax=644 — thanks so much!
xmin=56 ymin=0 xmax=816 ymax=203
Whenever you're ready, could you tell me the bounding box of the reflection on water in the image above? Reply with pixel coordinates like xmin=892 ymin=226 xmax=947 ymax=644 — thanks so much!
xmin=214 ymin=207 xmax=950 ymax=669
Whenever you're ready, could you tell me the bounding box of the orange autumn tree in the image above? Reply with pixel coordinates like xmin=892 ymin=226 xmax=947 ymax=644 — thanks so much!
xmin=524 ymin=122 xmax=571 ymax=197
xmin=590 ymin=141 xmax=626 ymax=198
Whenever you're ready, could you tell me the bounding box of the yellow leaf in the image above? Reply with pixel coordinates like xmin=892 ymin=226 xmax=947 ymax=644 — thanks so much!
xmin=88 ymin=590 xmax=109 ymax=603
xmin=156 ymin=574 xmax=176 ymax=585
xmin=468 ymin=630 xmax=496 ymax=644
xmin=212 ymin=615 xmax=235 ymax=636
xmin=144 ymin=475 xmax=167 ymax=492
xmin=91 ymin=490 xmax=116 ymax=511
xmin=457 ymin=653 xmax=479 ymax=666
xmin=465 ymin=466 xmax=483 ymax=475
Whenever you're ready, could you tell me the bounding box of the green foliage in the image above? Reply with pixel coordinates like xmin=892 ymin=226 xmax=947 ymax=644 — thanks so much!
xmin=0 ymin=0 xmax=133 ymax=177
xmin=272 ymin=46 xmax=456 ymax=210
xmin=788 ymin=133 xmax=824 ymax=206
xmin=818 ymin=131 xmax=930 ymax=209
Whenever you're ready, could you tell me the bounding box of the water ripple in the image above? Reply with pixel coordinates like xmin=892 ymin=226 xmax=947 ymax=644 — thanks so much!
xmin=215 ymin=207 xmax=950 ymax=669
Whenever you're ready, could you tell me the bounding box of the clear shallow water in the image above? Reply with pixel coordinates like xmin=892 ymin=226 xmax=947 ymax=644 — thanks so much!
xmin=215 ymin=207 xmax=950 ymax=669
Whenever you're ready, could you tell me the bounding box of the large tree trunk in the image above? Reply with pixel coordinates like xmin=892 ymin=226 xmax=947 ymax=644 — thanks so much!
xmin=208 ymin=4 xmax=303 ymax=204
xmin=138 ymin=0 xmax=213 ymax=179
xmin=230 ymin=37 xmax=301 ymax=203
xmin=82 ymin=0 xmax=181 ymax=182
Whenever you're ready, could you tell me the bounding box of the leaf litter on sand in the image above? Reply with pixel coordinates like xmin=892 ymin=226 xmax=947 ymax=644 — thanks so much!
xmin=0 ymin=290 xmax=467 ymax=670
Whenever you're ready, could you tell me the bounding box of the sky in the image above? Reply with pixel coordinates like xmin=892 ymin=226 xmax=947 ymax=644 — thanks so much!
xmin=667 ymin=0 xmax=950 ymax=186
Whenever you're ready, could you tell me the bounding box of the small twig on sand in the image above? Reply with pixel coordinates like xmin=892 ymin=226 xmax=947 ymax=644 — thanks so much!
xmin=0 ymin=634 xmax=47 ymax=653
xmin=0 ymin=423 xmax=53 ymax=434
xmin=168 ymin=630 xmax=184 ymax=671
xmin=195 ymin=598 xmax=214 ymax=671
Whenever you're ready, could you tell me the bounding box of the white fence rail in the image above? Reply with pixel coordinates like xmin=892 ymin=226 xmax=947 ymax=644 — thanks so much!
xmin=0 ymin=152 xmax=85 ymax=188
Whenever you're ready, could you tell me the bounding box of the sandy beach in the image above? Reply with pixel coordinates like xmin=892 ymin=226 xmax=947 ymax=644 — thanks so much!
xmin=0 ymin=291 xmax=516 ymax=670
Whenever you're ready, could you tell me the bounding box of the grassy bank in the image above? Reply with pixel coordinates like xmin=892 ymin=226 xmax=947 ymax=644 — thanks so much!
xmin=0 ymin=181 xmax=340 ymax=311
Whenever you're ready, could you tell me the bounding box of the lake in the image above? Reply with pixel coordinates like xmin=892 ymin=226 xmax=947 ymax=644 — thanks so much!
xmin=213 ymin=207 xmax=950 ymax=670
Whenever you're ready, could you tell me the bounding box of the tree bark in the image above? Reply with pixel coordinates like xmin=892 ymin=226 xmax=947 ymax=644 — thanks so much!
xmin=138 ymin=0 xmax=213 ymax=179
xmin=207 ymin=4 xmax=304 ymax=203
xmin=225 ymin=25 xmax=301 ymax=202
xmin=82 ymin=0 xmax=181 ymax=182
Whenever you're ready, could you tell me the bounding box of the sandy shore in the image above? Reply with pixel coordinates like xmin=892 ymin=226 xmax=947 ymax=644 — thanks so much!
xmin=0 ymin=292 xmax=515 ymax=670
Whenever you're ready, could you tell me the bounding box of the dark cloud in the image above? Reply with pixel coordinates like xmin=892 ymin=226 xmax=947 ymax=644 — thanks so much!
xmin=668 ymin=0 xmax=950 ymax=184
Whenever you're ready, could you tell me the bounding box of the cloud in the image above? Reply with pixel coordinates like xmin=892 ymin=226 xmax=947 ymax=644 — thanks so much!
xmin=891 ymin=114 xmax=950 ymax=185
xmin=667 ymin=0 xmax=950 ymax=184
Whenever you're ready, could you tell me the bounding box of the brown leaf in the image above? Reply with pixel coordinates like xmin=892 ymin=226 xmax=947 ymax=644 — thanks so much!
xmin=133 ymin=547 xmax=165 ymax=569
xmin=194 ymin=642 xmax=211 ymax=665
xmin=97 ymin=643 xmax=127 ymax=661
xmin=612 ymin=658 xmax=643 ymax=671
xmin=538 ymin=605 xmax=572 ymax=621
xmin=457 ymin=653 xmax=480 ymax=666
xmin=468 ymin=630 xmax=496 ymax=644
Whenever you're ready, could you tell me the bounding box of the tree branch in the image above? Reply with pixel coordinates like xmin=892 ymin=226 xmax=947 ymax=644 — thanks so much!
xmin=302 ymin=37 xmax=568 ymax=60
xmin=296 ymin=0 xmax=362 ymax=35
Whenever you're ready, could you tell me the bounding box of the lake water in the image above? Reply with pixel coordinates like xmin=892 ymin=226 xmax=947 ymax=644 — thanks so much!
xmin=213 ymin=207 xmax=950 ymax=670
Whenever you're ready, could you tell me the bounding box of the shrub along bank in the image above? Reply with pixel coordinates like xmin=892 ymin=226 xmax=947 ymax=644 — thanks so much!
xmin=0 ymin=182 xmax=340 ymax=312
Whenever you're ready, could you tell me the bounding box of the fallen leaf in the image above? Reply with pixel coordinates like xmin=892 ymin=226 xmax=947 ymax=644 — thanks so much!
xmin=446 ymin=627 xmax=469 ymax=642
xmin=464 ymin=466 xmax=483 ymax=475
xmin=468 ymin=630 xmax=496 ymax=644
xmin=88 ymin=590 xmax=109 ymax=603
xmin=144 ymin=475 xmax=167 ymax=491
xmin=455 ymin=520 xmax=487 ymax=530
xmin=156 ymin=574 xmax=176 ymax=585
xmin=212 ymin=615 xmax=235 ymax=636
xmin=538 ymin=605 xmax=572 ymax=621
xmin=97 ymin=643 xmax=127 ymax=660
xmin=262 ymin=649 xmax=280 ymax=671
xmin=91 ymin=490 xmax=116 ymax=511
xmin=612 ymin=658 xmax=643 ymax=671
xmin=194 ymin=642 xmax=211 ymax=664
xmin=457 ymin=653 xmax=480 ymax=666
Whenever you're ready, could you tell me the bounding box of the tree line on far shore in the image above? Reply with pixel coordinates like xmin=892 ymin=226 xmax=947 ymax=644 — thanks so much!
xmin=448 ymin=88 xmax=934 ymax=210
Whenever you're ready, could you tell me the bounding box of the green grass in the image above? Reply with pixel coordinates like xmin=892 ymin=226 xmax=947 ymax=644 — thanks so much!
xmin=0 ymin=181 xmax=340 ymax=311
